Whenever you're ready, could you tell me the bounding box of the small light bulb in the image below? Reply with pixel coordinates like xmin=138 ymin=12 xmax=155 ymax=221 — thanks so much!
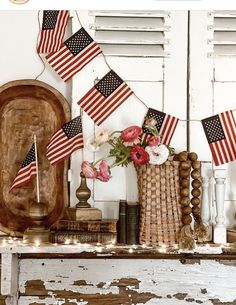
xmin=64 ymin=239 xmax=70 ymax=245
xmin=128 ymin=248 xmax=134 ymax=253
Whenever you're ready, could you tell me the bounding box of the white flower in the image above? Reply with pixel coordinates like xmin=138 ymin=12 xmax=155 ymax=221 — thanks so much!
xmin=95 ymin=130 xmax=109 ymax=144
xmin=145 ymin=144 xmax=169 ymax=165
xmin=86 ymin=136 xmax=100 ymax=152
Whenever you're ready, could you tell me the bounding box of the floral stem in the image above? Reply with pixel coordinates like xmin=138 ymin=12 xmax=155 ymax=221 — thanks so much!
xmin=110 ymin=155 xmax=129 ymax=168
xmin=93 ymin=156 xmax=113 ymax=166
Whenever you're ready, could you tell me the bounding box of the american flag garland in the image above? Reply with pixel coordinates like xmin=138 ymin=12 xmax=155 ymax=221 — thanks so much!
xmin=78 ymin=70 xmax=133 ymax=126
xmin=46 ymin=27 xmax=102 ymax=82
xmin=10 ymin=144 xmax=37 ymax=191
xmin=37 ymin=10 xmax=69 ymax=54
xmin=142 ymin=108 xmax=179 ymax=146
xmin=202 ymin=110 xmax=236 ymax=166
xmin=46 ymin=116 xmax=84 ymax=165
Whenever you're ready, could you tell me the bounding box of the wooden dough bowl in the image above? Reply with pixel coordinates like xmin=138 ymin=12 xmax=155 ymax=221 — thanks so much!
xmin=0 ymin=80 xmax=70 ymax=236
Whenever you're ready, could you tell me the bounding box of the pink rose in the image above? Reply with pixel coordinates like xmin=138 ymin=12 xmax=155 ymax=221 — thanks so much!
xmin=97 ymin=160 xmax=111 ymax=182
xmin=148 ymin=136 xmax=161 ymax=147
xmin=145 ymin=117 xmax=157 ymax=127
xmin=121 ymin=126 xmax=142 ymax=144
xmin=81 ymin=161 xmax=97 ymax=179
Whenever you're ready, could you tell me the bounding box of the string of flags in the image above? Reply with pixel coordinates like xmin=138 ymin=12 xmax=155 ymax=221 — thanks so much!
xmin=9 ymin=8 xmax=233 ymax=193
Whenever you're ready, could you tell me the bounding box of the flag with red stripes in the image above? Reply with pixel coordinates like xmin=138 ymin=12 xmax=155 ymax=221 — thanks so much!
xmin=202 ymin=110 xmax=236 ymax=166
xmin=46 ymin=116 xmax=84 ymax=165
xmin=45 ymin=27 xmax=102 ymax=82
xmin=37 ymin=10 xmax=69 ymax=54
xmin=10 ymin=144 xmax=37 ymax=191
xmin=78 ymin=70 xmax=133 ymax=126
xmin=142 ymin=108 xmax=179 ymax=146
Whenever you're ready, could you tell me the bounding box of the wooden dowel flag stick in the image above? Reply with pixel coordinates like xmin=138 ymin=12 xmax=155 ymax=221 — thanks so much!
xmin=34 ymin=135 xmax=40 ymax=203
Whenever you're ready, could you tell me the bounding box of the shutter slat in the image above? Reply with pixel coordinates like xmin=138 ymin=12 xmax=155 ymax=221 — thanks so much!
xmin=91 ymin=10 xmax=169 ymax=57
xmin=210 ymin=11 xmax=236 ymax=56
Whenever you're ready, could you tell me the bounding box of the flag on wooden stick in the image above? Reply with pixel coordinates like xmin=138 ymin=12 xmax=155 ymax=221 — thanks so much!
xmin=46 ymin=116 xmax=84 ymax=165
xmin=78 ymin=70 xmax=133 ymax=126
xmin=202 ymin=110 xmax=236 ymax=166
xmin=142 ymin=108 xmax=179 ymax=146
xmin=46 ymin=28 xmax=102 ymax=82
xmin=10 ymin=144 xmax=37 ymax=190
xmin=37 ymin=10 xmax=69 ymax=54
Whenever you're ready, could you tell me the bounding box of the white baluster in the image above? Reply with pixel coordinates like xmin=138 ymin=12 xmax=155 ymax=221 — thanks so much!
xmin=201 ymin=162 xmax=212 ymax=241
xmin=213 ymin=169 xmax=227 ymax=244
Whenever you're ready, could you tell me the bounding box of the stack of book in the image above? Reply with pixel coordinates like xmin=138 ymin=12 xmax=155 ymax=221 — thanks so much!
xmin=51 ymin=219 xmax=117 ymax=244
xmin=117 ymin=200 xmax=140 ymax=245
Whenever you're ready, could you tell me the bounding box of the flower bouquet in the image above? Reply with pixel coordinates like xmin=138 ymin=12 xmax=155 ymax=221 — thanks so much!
xmin=81 ymin=117 xmax=175 ymax=181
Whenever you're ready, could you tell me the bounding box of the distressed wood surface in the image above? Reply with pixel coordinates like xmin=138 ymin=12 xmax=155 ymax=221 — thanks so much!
xmin=17 ymin=258 xmax=236 ymax=305
xmin=0 ymin=80 xmax=70 ymax=236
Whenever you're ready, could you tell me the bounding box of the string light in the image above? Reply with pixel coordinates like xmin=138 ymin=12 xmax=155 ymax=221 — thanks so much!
xmin=128 ymin=248 xmax=134 ymax=253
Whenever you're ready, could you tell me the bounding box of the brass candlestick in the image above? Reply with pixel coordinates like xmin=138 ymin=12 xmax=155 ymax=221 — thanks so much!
xmin=23 ymin=200 xmax=51 ymax=244
xmin=76 ymin=172 xmax=91 ymax=208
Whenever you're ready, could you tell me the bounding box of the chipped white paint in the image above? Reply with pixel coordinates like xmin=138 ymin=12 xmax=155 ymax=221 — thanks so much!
xmin=17 ymin=258 xmax=236 ymax=305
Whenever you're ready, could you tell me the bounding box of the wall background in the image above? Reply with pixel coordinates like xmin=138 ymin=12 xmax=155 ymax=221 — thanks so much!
xmin=0 ymin=10 xmax=235 ymax=231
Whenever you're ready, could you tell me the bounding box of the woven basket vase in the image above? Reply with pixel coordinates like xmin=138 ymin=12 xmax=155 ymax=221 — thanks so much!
xmin=136 ymin=161 xmax=182 ymax=246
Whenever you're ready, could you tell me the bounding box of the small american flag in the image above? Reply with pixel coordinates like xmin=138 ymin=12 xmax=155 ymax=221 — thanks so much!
xmin=37 ymin=10 xmax=69 ymax=54
xmin=46 ymin=116 xmax=84 ymax=165
xmin=202 ymin=110 xmax=236 ymax=166
xmin=46 ymin=28 xmax=102 ymax=82
xmin=142 ymin=108 xmax=179 ymax=146
xmin=78 ymin=70 xmax=133 ymax=126
xmin=10 ymin=144 xmax=37 ymax=191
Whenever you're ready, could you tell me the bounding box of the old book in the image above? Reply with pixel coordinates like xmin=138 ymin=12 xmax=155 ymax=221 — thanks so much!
xmin=52 ymin=219 xmax=117 ymax=233
xmin=126 ymin=202 xmax=140 ymax=245
xmin=227 ymin=229 xmax=236 ymax=243
xmin=117 ymin=200 xmax=127 ymax=244
xmin=53 ymin=231 xmax=117 ymax=244
xmin=67 ymin=207 xmax=102 ymax=221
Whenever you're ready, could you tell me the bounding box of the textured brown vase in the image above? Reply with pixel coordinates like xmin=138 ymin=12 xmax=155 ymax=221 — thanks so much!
xmin=76 ymin=172 xmax=91 ymax=208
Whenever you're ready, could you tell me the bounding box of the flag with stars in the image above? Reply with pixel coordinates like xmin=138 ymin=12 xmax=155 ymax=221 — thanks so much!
xmin=202 ymin=110 xmax=236 ymax=166
xmin=78 ymin=70 xmax=133 ymax=126
xmin=141 ymin=108 xmax=179 ymax=146
xmin=10 ymin=144 xmax=37 ymax=191
xmin=45 ymin=27 xmax=102 ymax=82
xmin=37 ymin=10 xmax=69 ymax=54
xmin=46 ymin=116 xmax=84 ymax=165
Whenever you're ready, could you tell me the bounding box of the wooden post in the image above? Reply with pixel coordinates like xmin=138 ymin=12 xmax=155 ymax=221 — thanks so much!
xmin=1 ymin=253 xmax=18 ymax=305
xmin=213 ymin=169 xmax=227 ymax=244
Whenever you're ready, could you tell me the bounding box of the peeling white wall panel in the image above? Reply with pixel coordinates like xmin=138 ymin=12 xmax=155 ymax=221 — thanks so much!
xmin=18 ymin=259 xmax=236 ymax=304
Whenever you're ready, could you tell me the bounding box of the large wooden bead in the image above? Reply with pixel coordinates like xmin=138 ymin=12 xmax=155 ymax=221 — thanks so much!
xmin=180 ymin=169 xmax=190 ymax=178
xmin=182 ymin=206 xmax=192 ymax=215
xmin=188 ymin=152 xmax=198 ymax=161
xmin=192 ymin=161 xmax=201 ymax=170
xmin=181 ymin=188 xmax=189 ymax=197
xmin=180 ymin=196 xmax=190 ymax=206
xmin=178 ymin=151 xmax=188 ymax=161
xmin=192 ymin=206 xmax=201 ymax=215
xmin=191 ymin=179 xmax=201 ymax=189
xmin=182 ymin=215 xmax=192 ymax=225
xmin=191 ymin=169 xmax=201 ymax=179
xmin=191 ymin=188 xmax=201 ymax=197
xmin=181 ymin=179 xmax=190 ymax=188
xmin=180 ymin=161 xmax=191 ymax=170
xmin=191 ymin=197 xmax=201 ymax=206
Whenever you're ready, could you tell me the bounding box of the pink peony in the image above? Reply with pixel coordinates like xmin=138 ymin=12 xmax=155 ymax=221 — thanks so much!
xmin=130 ymin=146 xmax=150 ymax=165
xmin=145 ymin=117 xmax=157 ymax=127
xmin=81 ymin=161 xmax=97 ymax=179
xmin=121 ymin=126 xmax=142 ymax=144
xmin=97 ymin=160 xmax=111 ymax=182
xmin=148 ymin=136 xmax=161 ymax=147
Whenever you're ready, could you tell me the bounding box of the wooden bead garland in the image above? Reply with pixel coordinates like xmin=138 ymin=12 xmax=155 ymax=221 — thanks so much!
xmin=175 ymin=151 xmax=207 ymax=249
